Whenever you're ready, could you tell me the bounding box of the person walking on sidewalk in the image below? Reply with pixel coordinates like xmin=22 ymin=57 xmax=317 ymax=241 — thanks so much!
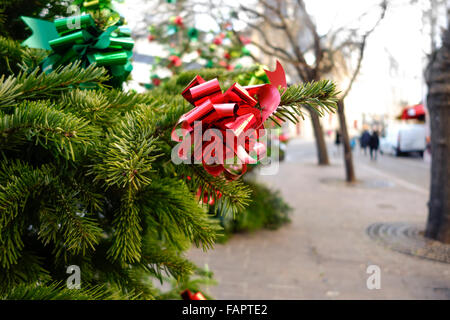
xmin=369 ymin=130 xmax=380 ymax=160
xmin=360 ymin=129 xmax=371 ymax=155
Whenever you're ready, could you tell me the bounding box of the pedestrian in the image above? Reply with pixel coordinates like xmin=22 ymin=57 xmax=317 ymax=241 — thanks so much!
xmin=350 ymin=137 xmax=356 ymax=151
xmin=335 ymin=129 xmax=341 ymax=155
xmin=369 ymin=130 xmax=380 ymax=160
xmin=360 ymin=129 xmax=371 ymax=155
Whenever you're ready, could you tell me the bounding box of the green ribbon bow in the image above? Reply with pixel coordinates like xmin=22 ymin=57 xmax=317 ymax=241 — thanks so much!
xmin=187 ymin=27 xmax=198 ymax=41
xmin=22 ymin=14 xmax=134 ymax=88
xmin=237 ymin=65 xmax=270 ymax=86
xmin=73 ymin=0 xmax=115 ymax=11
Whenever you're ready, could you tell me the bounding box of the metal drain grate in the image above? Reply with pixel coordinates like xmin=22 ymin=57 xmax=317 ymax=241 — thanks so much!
xmin=366 ymin=222 xmax=450 ymax=264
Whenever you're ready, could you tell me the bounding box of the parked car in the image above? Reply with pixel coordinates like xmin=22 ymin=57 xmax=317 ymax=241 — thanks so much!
xmin=380 ymin=123 xmax=427 ymax=157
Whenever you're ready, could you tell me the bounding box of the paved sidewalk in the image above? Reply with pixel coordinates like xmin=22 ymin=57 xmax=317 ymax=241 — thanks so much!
xmin=187 ymin=139 xmax=450 ymax=299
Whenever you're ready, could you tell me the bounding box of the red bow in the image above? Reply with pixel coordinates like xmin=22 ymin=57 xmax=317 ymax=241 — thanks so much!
xmin=172 ymin=61 xmax=286 ymax=180
xmin=181 ymin=289 xmax=207 ymax=300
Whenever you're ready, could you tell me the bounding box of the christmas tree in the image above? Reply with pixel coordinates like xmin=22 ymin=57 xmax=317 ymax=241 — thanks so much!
xmin=144 ymin=0 xmax=254 ymax=88
xmin=0 ymin=2 xmax=339 ymax=300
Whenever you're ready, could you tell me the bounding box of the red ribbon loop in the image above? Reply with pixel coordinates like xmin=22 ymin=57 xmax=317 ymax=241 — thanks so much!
xmin=173 ymin=60 xmax=287 ymax=180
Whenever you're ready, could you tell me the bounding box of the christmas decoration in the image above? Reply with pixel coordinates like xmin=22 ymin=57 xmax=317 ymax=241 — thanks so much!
xmin=21 ymin=14 xmax=134 ymax=88
xmin=174 ymin=16 xmax=184 ymax=27
xmin=237 ymin=65 xmax=270 ymax=86
xmin=0 ymin=0 xmax=339 ymax=302
xmin=181 ymin=289 xmax=207 ymax=300
xmin=73 ymin=0 xmax=115 ymax=11
xmin=239 ymin=35 xmax=252 ymax=45
xmin=151 ymin=74 xmax=161 ymax=86
xmin=172 ymin=61 xmax=287 ymax=180
xmin=144 ymin=0 xmax=252 ymax=81
xmin=169 ymin=55 xmax=182 ymax=67
xmin=187 ymin=27 xmax=199 ymax=41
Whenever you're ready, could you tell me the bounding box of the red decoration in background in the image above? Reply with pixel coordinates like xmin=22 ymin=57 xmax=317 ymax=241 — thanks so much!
xmin=213 ymin=37 xmax=222 ymax=45
xmin=400 ymin=104 xmax=426 ymax=120
xmin=148 ymin=35 xmax=155 ymax=42
xmin=239 ymin=35 xmax=251 ymax=45
xmin=196 ymin=188 xmax=222 ymax=205
xmin=169 ymin=55 xmax=182 ymax=67
xmin=152 ymin=77 xmax=161 ymax=86
xmin=279 ymin=132 xmax=290 ymax=143
xmin=171 ymin=61 xmax=287 ymax=180
xmin=218 ymin=60 xmax=227 ymax=68
xmin=174 ymin=16 xmax=184 ymax=27
xmin=224 ymin=52 xmax=231 ymax=60
xmin=181 ymin=289 xmax=207 ymax=300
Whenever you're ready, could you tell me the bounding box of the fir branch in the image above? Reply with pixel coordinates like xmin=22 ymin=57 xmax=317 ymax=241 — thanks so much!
xmin=0 ymin=36 xmax=24 ymax=75
xmin=275 ymin=80 xmax=339 ymax=122
xmin=0 ymin=159 xmax=55 ymax=269
xmin=0 ymin=62 xmax=110 ymax=108
xmin=1 ymin=282 xmax=139 ymax=300
xmin=0 ymin=252 xmax=51 ymax=295
xmin=107 ymin=190 xmax=143 ymax=264
xmin=0 ymin=100 xmax=97 ymax=160
xmin=40 ymin=188 xmax=103 ymax=258
xmin=140 ymin=237 xmax=196 ymax=282
xmin=89 ymin=105 xmax=161 ymax=190
xmin=175 ymin=68 xmax=245 ymax=86
xmin=58 ymin=89 xmax=160 ymax=126
xmin=185 ymin=165 xmax=252 ymax=215
xmin=141 ymin=178 xmax=221 ymax=251
xmin=19 ymin=48 xmax=49 ymax=73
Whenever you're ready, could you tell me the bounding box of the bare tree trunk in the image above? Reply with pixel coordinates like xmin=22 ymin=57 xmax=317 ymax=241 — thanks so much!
xmin=299 ymin=67 xmax=330 ymax=166
xmin=337 ymin=99 xmax=356 ymax=182
xmin=424 ymin=26 xmax=450 ymax=244
xmin=310 ymin=110 xmax=330 ymax=165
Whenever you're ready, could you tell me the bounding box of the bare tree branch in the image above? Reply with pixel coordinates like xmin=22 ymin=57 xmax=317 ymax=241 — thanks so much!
xmin=240 ymin=4 xmax=284 ymax=30
xmin=296 ymin=0 xmax=324 ymax=77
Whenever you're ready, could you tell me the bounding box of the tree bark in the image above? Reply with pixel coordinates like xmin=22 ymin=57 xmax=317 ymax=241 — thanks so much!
xmin=310 ymin=110 xmax=330 ymax=165
xmin=337 ymin=99 xmax=356 ymax=182
xmin=424 ymin=26 xmax=450 ymax=244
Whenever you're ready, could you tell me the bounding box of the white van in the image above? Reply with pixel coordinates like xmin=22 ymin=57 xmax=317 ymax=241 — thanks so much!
xmin=380 ymin=123 xmax=427 ymax=157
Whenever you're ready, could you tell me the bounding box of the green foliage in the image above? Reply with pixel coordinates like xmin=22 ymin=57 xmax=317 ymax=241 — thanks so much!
xmin=217 ymin=180 xmax=291 ymax=242
xmin=179 ymin=165 xmax=252 ymax=216
xmin=156 ymin=265 xmax=217 ymax=300
xmin=0 ymin=36 xmax=25 ymax=75
xmin=1 ymin=282 xmax=138 ymax=300
xmin=0 ymin=63 xmax=225 ymax=299
xmin=0 ymin=62 xmax=110 ymax=108
xmin=0 ymin=32 xmax=336 ymax=299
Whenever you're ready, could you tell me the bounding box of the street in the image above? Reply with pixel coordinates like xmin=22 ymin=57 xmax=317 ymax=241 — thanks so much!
xmin=286 ymin=139 xmax=430 ymax=193
xmin=187 ymin=139 xmax=450 ymax=300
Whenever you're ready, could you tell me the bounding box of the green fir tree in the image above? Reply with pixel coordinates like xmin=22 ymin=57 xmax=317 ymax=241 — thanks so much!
xmin=0 ymin=26 xmax=338 ymax=299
